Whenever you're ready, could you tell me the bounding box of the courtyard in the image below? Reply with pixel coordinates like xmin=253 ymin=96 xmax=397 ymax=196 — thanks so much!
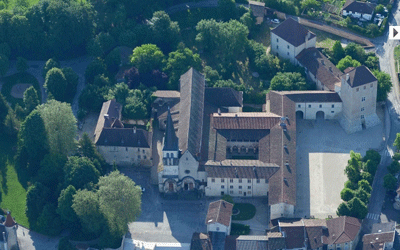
xmin=295 ymin=111 xmax=385 ymax=219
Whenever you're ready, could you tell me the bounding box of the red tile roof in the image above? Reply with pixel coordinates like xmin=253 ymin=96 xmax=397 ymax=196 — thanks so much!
xmin=323 ymin=216 xmax=361 ymax=244
xmin=206 ymin=200 xmax=233 ymax=227
xmin=212 ymin=112 xmax=281 ymax=130
xmin=4 ymin=213 xmax=16 ymax=227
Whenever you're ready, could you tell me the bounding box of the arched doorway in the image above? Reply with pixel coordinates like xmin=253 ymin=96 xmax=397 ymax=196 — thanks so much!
xmin=316 ymin=111 xmax=325 ymax=120
xmin=296 ymin=110 xmax=304 ymax=119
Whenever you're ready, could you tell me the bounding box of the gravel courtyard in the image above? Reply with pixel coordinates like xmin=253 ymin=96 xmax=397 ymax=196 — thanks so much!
xmin=295 ymin=112 xmax=385 ymax=219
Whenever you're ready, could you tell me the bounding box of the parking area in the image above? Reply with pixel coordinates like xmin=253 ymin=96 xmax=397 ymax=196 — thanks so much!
xmin=295 ymin=116 xmax=384 ymax=219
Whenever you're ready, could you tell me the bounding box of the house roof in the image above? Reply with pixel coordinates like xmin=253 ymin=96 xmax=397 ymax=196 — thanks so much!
xmin=363 ymin=242 xmax=384 ymax=250
xmin=249 ymin=1 xmax=265 ymax=17
xmin=212 ymin=112 xmax=281 ymax=130
xmin=343 ymin=65 xmax=377 ymax=88
xmin=323 ymin=216 xmax=362 ymax=244
xmin=225 ymin=235 xmax=238 ymax=250
xmin=205 ymin=160 xmax=280 ymax=179
xmin=342 ymin=0 xmax=374 ymax=14
xmin=271 ymin=18 xmax=316 ymax=47
xmin=267 ymin=232 xmax=286 ymax=250
xmin=296 ymin=47 xmax=342 ymax=91
xmin=236 ymin=235 xmax=268 ymax=250
xmin=278 ymin=90 xmax=342 ymax=103
xmin=96 ymin=128 xmax=150 ymax=148
xmin=94 ymin=99 xmax=122 ymax=143
xmin=363 ymin=232 xmax=395 ymax=245
xmin=371 ymin=222 xmax=396 ymax=234
xmin=279 ymin=226 xmax=306 ymax=249
xmin=4 ymin=213 xmax=16 ymax=227
xmin=306 ymin=226 xmax=325 ymax=249
xmin=153 ymin=90 xmax=180 ymax=99
xmin=206 ymin=200 xmax=233 ymax=227
xmin=178 ymin=68 xmax=205 ymax=156
xmin=163 ymin=109 xmax=179 ymax=151
xmin=205 ymin=87 xmax=243 ymax=108
xmin=190 ymin=232 xmax=212 ymax=250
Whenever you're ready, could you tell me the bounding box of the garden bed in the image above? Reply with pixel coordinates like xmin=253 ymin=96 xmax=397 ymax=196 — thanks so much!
xmin=232 ymin=203 xmax=256 ymax=220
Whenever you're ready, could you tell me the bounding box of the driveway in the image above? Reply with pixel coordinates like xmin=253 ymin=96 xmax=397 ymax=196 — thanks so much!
xmin=295 ymin=115 xmax=384 ymax=219
xmin=231 ymin=197 xmax=269 ymax=235
xmin=17 ymin=226 xmax=60 ymax=250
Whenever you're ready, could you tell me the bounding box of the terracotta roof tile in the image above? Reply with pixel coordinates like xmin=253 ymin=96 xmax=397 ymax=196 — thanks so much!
xmin=323 ymin=216 xmax=361 ymax=244
xmin=206 ymin=200 xmax=233 ymax=227
xmin=342 ymin=66 xmax=377 ymax=88
xmin=212 ymin=112 xmax=281 ymax=130
xmin=276 ymin=90 xmax=342 ymax=103
xmin=363 ymin=232 xmax=395 ymax=245
xmin=205 ymin=160 xmax=280 ymax=179
xmin=271 ymin=18 xmax=316 ymax=47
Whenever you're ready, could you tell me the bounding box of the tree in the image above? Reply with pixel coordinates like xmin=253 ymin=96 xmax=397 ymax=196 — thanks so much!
xmin=344 ymin=43 xmax=366 ymax=64
xmin=0 ymin=43 xmax=11 ymax=58
xmin=255 ymin=54 xmax=280 ymax=79
xmin=58 ymin=237 xmax=75 ymax=250
xmin=203 ymin=66 xmax=221 ymax=86
xmin=340 ymin=188 xmax=354 ymax=201
xmin=105 ymin=47 xmax=121 ymax=75
xmin=37 ymin=153 xmax=67 ymax=189
xmin=388 ymin=160 xmax=400 ymax=175
xmin=4 ymin=108 xmax=19 ymax=137
xmin=270 ymin=72 xmax=307 ymax=91
xmin=337 ymin=202 xmax=351 ymax=216
xmin=149 ymin=11 xmax=180 ymax=53
xmin=0 ymin=53 xmax=9 ymax=76
xmin=78 ymin=133 xmax=107 ymax=174
xmin=393 ymin=152 xmax=400 ymax=161
xmin=57 ymin=185 xmax=79 ymax=228
xmin=64 ymin=156 xmax=100 ymax=190
xmin=365 ymin=56 xmax=379 ymax=71
xmin=26 ymin=182 xmax=51 ymax=224
xmin=375 ymin=4 xmax=385 ymax=14
xmin=87 ymin=32 xmax=116 ymax=57
xmin=93 ymin=74 xmax=111 ymax=88
xmin=361 ymin=171 xmax=373 ymax=185
xmin=61 ymin=67 xmax=79 ymax=103
xmin=394 ymin=133 xmax=400 ymax=152
xmin=366 ymin=23 xmax=379 ymax=37
xmin=0 ymin=93 xmax=9 ymax=127
xmin=218 ymin=0 xmax=238 ymax=21
xmin=336 ymin=56 xmax=361 ymax=71
xmin=107 ymin=82 xmax=130 ymax=106
xmin=16 ymin=56 xmax=28 ymax=72
xmin=85 ymin=58 xmax=106 ymax=84
xmin=357 ymin=179 xmax=372 ymax=193
xmin=222 ymin=194 xmax=234 ymax=204
xmin=348 ymin=197 xmax=368 ymax=219
xmin=384 ymin=174 xmax=397 ymax=190
xmin=44 ymin=68 xmax=67 ymax=102
xmin=355 ymin=188 xmax=371 ymax=205
xmin=300 ymin=0 xmax=321 ymax=10
xmin=130 ymin=44 xmax=164 ymax=74
xmin=240 ymin=10 xmax=256 ymax=32
xmin=23 ymin=86 xmax=40 ymax=115
xmin=36 ymin=100 xmax=77 ymax=155
xmin=79 ymin=85 xmax=107 ymax=112
xmin=164 ymin=46 xmax=202 ymax=90
xmin=332 ymin=41 xmax=345 ymax=64
xmin=35 ymin=203 xmax=62 ymax=236
xmin=18 ymin=110 xmax=49 ymax=172
xmin=363 ymin=149 xmax=381 ymax=169
xmin=344 ymin=180 xmax=358 ymax=190
xmin=373 ymin=70 xmax=392 ymax=102
xmin=72 ymin=189 xmax=104 ymax=234
xmin=122 ymin=89 xmax=151 ymax=120
xmin=42 ymin=58 xmax=60 ymax=78
xmin=97 ymin=171 xmax=141 ymax=237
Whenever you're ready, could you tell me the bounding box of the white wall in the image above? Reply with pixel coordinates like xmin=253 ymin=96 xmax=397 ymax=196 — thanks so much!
xmin=295 ymin=102 xmax=342 ymax=120
xmin=207 ymin=222 xmax=229 ymax=235
xmin=205 ymin=177 xmax=268 ymax=197
xmin=178 ymin=151 xmax=199 ymax=180
xmin=97 ymin=146 xmax=151 ymax=166
xmin=271 ymin=32 xmax=316 ymax=64
xmin=270 ymin=203 xmax=295 ymax=220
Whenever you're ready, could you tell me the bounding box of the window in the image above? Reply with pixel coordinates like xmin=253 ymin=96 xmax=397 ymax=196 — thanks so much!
xmin=331 ymin=111 xmax=334 ymax=113
xmin=185 ymin=170 xmax=190 ymax=174
xmin=239 ymin=191 xmax=242 ymax=194
xmin=143 ymin=149 xmax=145 ymax=154
xmin=364 ymin=86 xmax=366 ymax=90
xmin=332 ymin=104 xmax=334 ymax=108
xmin=247 ymin=179 xmax=251 ymax=183
xmin=221 ymin=191 xmax=224 ymax=196
xmin=221 ymin=185 xmax=224 ymax=189
xmin=221 ymin=179 xmax=225 ymax=183
xmin=308 ymin=104 xmax=311 ymax=108
xmin=265 ymin=179 xmax=268 ymax=183
xmin=138 ymin=155 xmax=141 ymax=159
xmin=287 ymin=45 xmax=289 ymax=49
xmin=277 ymin=45 xmax=279 ymax=49
xmin=230 ymin=190 xmax=233 ymax=194
xmin=126 ymin=147 xmax=128 ymax=151
xmin=248 ymin=186 xmax=251 ymax=189
xmin=257 ymin=179 xmax=260 ymax=183
xmin=356 ymin=88 xmax=359 ymax=92
xmin=230 ymin=185 xmax=233 ymax=189
xmin=276 ymin=38 xmax=279 ymax=42
xmin=248 ymin=191 xmax=251 ymax=195
xmin=239 ymin=179 xmax=242 ymax=183
xmin=287 ymin=52 xmax=289 ymax=56
xmin=298 ymin=104 xmax=301 ymax=108
xmin=361 ymin=115 xmax=365 ymax=119
xmin=361 ymin=107 xmax=365 ymax=112
xmin=362 ymin=97 xmax=366 ymax=102
xmin=319 ymin=104 xmax=322 ymax=108
xmin=230 ymin=179 xmax=233 ymax=183
xmin=166 ymin=153 xmax=169 ymax=158
xmin=370 ymin=84 xmax=373 ymax=88
xmin=239 ymin=186 xmax=242 ymax=189
xmin=212 ymin=178 xmax=215 ymax=183
xmin=138 ymin=148 xmax=140 ymax=152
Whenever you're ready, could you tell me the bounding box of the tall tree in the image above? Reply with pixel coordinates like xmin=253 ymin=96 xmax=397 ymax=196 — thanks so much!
xmin=26 ymin=182 xmax=51 ymax=224
xmin=373 ymin=70 xmax=392 ymax=102
xmin=388 ymin=160 xmax=400 ymax=175
xmin=394 ymin=133 xmax=400 ymax=152
xmin=345 ymin=43 xmax=366 ymax=64
xmin=23 ymin=86 xmax=40 ymax=115
xmin=44 ymin=68 xmax=68 ymax=102
xmin=0 ymin=93 xmax=9 ymax=128
xmin=37 ymin=153 xmax=67 ymax=189
xmin=218 ymin=0 xmax=238 ymax=21
xmin=78 ymin=132 xmax=107 ymax=174
xmin=130 ymin=44 xmax=164 ymax=74
xmin=42 ymin=58 xmax=60 ymax=78
xmin=61 ymin=67 xmax=79 ymax=102
xmin=16 ymin=57 xmax=28 ymax=72
xmin=336 ymin=55 xmax=361 ymax=71
xmin=383 ymin=174 xmax=397 ymax=190
xmin=337 ymin=202 xmax=351 ymax=216
xmin=270 ymin=72 xmax=307 ymax=91
xmin=348 ymin=197 xmax=368 ymax=219
xmin=0 ymin=53 xmax=9 ymax=76
xmin=340 ymin=188 xmax=354 ymax=202
xmin=35 ymin=203 xmax=62 ymax=236
xmin=85 ymin=58 xmax=107 ymax=84
xmin=97 ymin=171 xmax=141 ymax=237
xmin=57 ymin=185 xmax=79 ymax=228
xmin=64 ymin=156 xmax=100 ymax=190
xmin=72 ymin=189 xmax=104 ymax=235
xmin=332 ymin=41 xmax=345 ymax=64
xmin=36 ymin=100 xmax=77 ymax=155
xmin=149 ymin=11 xmax=180 ymax=53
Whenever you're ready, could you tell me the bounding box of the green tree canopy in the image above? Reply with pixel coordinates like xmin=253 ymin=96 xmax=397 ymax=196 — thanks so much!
xmin=23 ymin=86 xmax=40 ymax=115
xmin=270 ymin=72 xmax=307 ymax=91
xmin=107 ymin=82 xmax=130 ymax=106
xmin=375 ymin=4 xmax=385 ymax=14
xmin=57 ymin=185 xmax=79 ymax=228
xmin=64 ymin=156 xmax=100 ymax=190
xmin=37 ymin=153 xmax=67 ymax=189
xmin=16 ymin=57 xmax=28 ymax=72
xmin=388 ymin=160 xmax=400 ymax=175
xmin=78 ymin=132 xmax=107 ymax=174
xmin=44 ymin=68 xmax=68 ymax=102
xmin=0 ymin=53 xmax=9 ymax=76
xmin=332 ymin=41 xmax=345 ymax=64
xmin=363 ymin=150 xmax=381 ymax=170
xmin=36 ymin=100 xmax=77 ymax=155
xmin=255 ymin=53 xmax=280 ymax=79
xmin=4 ymin=108 xmax=19 ymax=137
xmin=344 ymin=180 xmax=358 ymax=190
xmin=336 ymin=56 xmax=361 ymax=71
xmin=240 ymin=10 xmax=256 ymax=32
xmin=357 ymin=179 xmax=372 ymax=193
xmin=35 ymin=203 xmax=62 ymax=236
xmin=348 ymin=197 xmax=368 ymax=219
xmin=218 ymin=0 xmax=238 ymax=21
xmin=61 ymin=67 xmax=79 ymax=103
xmin=130 ymin=44 xmax=165 ymax=74
xmin=0 ymin=43 xmax=11 ymax=58
xmin=384 ymin=174 xmax=397 ymax=190
xmin=345 ymin=43 xmax=366 ymax=64
xmin=300 ymin=0 xmax=321 ymax=10
xmin=340 ymin=188 xmax=354 ymax=202
xmin=97 ymin=171 xmax=142 ymax=237
xmin=72 ymin=189 xmax=104 ymax=234
xmin=26 ymin=182 xmax=51 ymax=224
xmin=149 ymin=11 xmax=180 ymax=53
xmin=361 ymin=171 xmax=373 ymax=185
xmin=355 ymin=188 xmax=371 ymax=205
xmin=373 ymin=70 xmax=392 ymax=102
xmin=42 ymin=58 xmax=60 ymax=78
xmin=85 ymin=58 xmax=107 ymax=84
xmin=394 ymin=133 xmax=400 ymax=152
xmin=0 ymin=93 xmax=9 ymax=128
xmin=87 ymin=32 xmax=116 ymax=57
xmin=337 ymin=202 xmax=351 ymax=216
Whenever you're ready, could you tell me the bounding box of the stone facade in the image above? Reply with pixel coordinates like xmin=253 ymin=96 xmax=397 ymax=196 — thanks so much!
xmin=270 ymin=32 xmax=316 ymax=64
xmin=97 ymin=145 xmax=151 ymax=166
xmin=205 ymin=177 xmax=269 ymax=197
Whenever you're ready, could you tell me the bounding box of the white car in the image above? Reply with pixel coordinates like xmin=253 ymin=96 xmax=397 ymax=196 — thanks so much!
xmin=271 ymin=19 xmax=280 ymax=24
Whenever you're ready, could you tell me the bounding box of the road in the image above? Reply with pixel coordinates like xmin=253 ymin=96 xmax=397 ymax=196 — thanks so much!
xmin=361 ymin=0 xmax=400 ymax=238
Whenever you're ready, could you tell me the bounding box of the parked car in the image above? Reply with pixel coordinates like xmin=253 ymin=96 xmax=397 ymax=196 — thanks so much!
xmin=271 ymin=19 xmax=280 ymax=24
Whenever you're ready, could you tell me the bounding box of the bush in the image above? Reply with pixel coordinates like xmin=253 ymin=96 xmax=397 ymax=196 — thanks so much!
xmin=16 ymin=57 xmax=29 ymax=72
xmin=58 ymin=237 xmax=75 ymax=250
xmin=231 ymin=223 xmax=250 ymax=235
xmin=232 ymin=203 xmax=256 ymax=220
xmin=222 ymin=194 xmax=234 ymax=204
xmin=340 ymin=188 xmax=354 ymax=202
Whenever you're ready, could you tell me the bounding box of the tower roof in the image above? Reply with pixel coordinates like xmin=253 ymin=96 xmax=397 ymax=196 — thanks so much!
xmin=4 ymin=212 xmax=16 ymax=227
xmin=163 ymin=109 xmax=179 ymax=151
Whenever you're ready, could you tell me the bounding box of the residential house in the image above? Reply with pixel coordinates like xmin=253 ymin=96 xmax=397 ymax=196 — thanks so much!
xmin=342 ymin=0 xmax=375 ymax=21
xmin=206 ymin=200 xmax=233 ymax=236
xmin=235 ymin=233 xmax=286 ymax=250
xmin=362 ymin=222 xmax=396 ymax=250
xmin=94 ymin=99 xmax=152 ymax=166
xmin=323 ymin=216 xmax=362 ymax=250
xmin=271 ymin=18 xmax=316 ymax=64
xmin=249 ymin=1 xmax=266 ymax=24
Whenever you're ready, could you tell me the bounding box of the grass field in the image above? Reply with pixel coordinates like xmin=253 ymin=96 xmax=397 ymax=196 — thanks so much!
xmin=0 ymin=133 xmax=29 ymax=228
xmin=309 ymin=28 xmax=344 ymax=49
xmin=394 ymin=45 xmax=400 ymax=73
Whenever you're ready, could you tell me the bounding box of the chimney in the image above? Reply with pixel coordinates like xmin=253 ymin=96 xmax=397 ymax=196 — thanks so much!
xmin=104 ymin=114 xmax=109 ymax=120
xmin=235 ymin=167 xmax=238 ymax=178
xmin=218 ymin=108 xmax=221 ymax=115
xmin=134 ymin=127 xmax=136 ymax=134
xmin=346 ymin=73 xmax=349 ymax=81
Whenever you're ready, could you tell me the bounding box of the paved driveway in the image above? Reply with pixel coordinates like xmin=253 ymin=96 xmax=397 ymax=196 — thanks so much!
xmin=295 ymin=116 xmax=384 ymax=219
xmin=17 ymin=226 xmax=60 ymax=250
xmin=231 ymin=197 xmax=269 ymax=235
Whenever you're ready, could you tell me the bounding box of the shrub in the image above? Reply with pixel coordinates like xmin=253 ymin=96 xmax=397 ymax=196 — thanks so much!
xmin=231 ymin=223 xmax=250 ymax=235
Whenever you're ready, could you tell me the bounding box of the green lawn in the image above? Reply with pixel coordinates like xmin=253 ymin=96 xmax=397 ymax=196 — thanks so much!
xmin=394 ymin=45 xmax=400 ymax=73
xmin=0 ymin=133 xmax=29 ymax=228
xmin=1 ymin=72 xmax=41 ymax=108
xmin=309 ymin=28 xmax=343 ymax=49
xmin=232 ymin=203 xmax=256 ymax=220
